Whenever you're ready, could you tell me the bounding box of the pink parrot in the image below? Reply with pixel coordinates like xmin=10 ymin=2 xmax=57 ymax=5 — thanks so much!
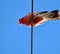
xmin=19 ymin=10 xmax=60 ymax=27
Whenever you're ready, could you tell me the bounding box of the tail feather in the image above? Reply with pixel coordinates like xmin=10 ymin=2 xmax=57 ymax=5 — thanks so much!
xmin=50 ymin=10 xmax=58 ymax=13
xmin=49 ymin=10 xmax=60 ymax=20
xmin=50 ymin=10 xmax=59 ymax=18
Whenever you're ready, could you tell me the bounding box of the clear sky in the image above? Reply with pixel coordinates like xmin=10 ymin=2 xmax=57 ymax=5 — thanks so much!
xmin=0 ymin=0 xmax=60 ymax=54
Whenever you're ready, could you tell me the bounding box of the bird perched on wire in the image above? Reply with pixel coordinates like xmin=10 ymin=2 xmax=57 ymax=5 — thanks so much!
xmin=19 ymin=10 xmax=60 ymax=27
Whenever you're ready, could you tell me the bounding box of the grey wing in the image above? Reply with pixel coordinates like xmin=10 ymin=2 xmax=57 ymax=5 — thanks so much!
xmin=35 ymin=11 xmax=48 ymax=15
xmin=39 ymin=11 xmax=48 ymax=14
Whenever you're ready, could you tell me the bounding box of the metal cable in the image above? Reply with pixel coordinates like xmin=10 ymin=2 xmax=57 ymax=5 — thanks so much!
xmin=31 ymin=0 xmax=34 ymax=54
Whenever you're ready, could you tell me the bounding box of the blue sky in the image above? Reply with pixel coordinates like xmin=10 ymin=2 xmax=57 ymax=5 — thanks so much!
xmin=0 ymin=0 xmax=60 ymax=54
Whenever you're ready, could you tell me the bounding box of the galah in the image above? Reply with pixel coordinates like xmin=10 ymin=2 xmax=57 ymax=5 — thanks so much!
xmin=19 ymin=10 xmax=60 ymax=27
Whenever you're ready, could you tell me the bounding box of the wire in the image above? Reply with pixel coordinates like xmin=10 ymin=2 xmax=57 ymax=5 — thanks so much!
xmin=31 ymin=0 xmax=34 ymax=54
xmin=31 ymin=26 xmax=33 ymax=54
